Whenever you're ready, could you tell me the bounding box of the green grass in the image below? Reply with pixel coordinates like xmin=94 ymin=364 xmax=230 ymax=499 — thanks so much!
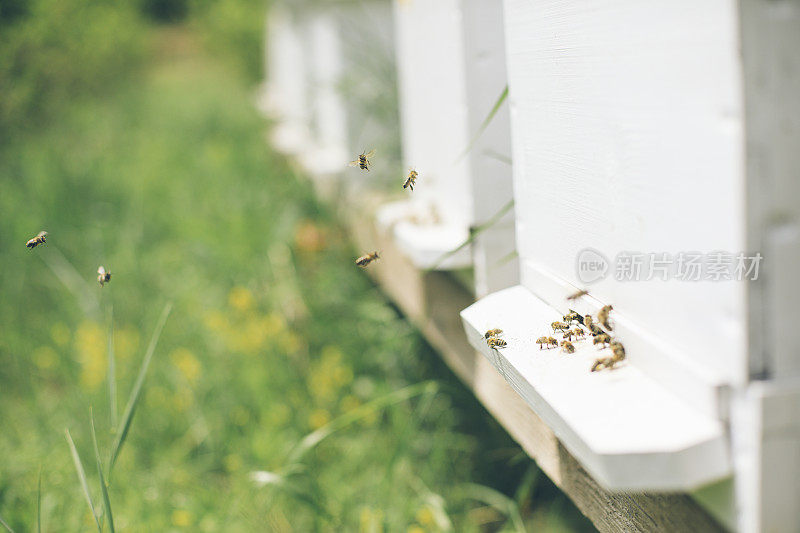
xmin=0 ymin=24 xmax=594 ymax=532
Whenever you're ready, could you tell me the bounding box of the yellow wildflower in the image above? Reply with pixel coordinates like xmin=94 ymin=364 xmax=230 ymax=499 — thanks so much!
xmin=171 ymin=509 xmax=192 ymax=527
xmin=228 ymin=286 xmax=255 ymax=313
xmin=170 ymin=347 xmax=201 ymax=384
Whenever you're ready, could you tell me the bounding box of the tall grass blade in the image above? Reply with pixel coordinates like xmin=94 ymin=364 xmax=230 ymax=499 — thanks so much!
xmin=65 ymin=429 xmax=102 ymax=532
xmin=36 ymin=469 xmax=42 ymax=533
xmin=455 ymin=85 xmax=509 ymax=163
xmin=457 ymin=483 xmax=525 ymax=533
xmin=108 ymin=302 xmax=172 ymax=473
xmin=90 ymin=411 xmax=115 ymax=533
xmin=288 ymin=381 xmax=439 ymax=463
xmin=0 ymin=515 xmax=14 ymax=533
xmin=107 ymin=306 xmax=118 ymax=430
xmin=427 ymin=199 xmax=514 ymax=271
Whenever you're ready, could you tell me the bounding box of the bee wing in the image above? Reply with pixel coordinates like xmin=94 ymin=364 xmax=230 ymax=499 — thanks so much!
xmin=348 ymin=160 xmax=360 ymax=167
xmin=98 ymin=266 xmax=106 ymax=276
xmin=365 ymin=148 xmax=377 ymax=158
xmin=37 ymin=230 xmax=48 ymax=238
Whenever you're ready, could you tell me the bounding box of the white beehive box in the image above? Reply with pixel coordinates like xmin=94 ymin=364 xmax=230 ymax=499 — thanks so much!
xmin=382 ymin=0 xmax=517 ymax=285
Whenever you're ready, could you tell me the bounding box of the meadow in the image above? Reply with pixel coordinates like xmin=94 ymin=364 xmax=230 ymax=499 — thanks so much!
xmin=0 ymin=2 xmax=593 ymax=530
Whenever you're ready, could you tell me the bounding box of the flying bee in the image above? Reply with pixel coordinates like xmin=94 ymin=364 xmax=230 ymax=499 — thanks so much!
xmin=26 ymin=230 xmax=48 ymax=249
xmin=610 ymin=340 xmax=626 ymax=361
xmin=355 ymin=251 xmax=380 ymax=267
xmin=561 ymin=340 xmax=575 ymax=354
xmin=567 ymin=289 xmax=588 ymax=301
xmin=97 ymin=266 xmax=111 ymax=287
xmin=348 ymin=149 xmax=376 ymax=171
xmin=593 ymin=333 xmax=611 ymax=347
xmin=487 ymin=337 xmax=507 ymax=349
xmin=597 ymin=305 xmax=614 ymax=330
xmin=484 ymin=328 xmax=503 ymax=339
xmin=551 ymin=321 xmax=569 ymax=333
xmin=403 ymin=168 xmax=418 ymax=190
xmin=591 ymin=356 xmax=618 ymax=372
xmin=572 ymin=328 xmax=586 ymax=339
xmin=546 ymin=337 xmax=559 ymax=349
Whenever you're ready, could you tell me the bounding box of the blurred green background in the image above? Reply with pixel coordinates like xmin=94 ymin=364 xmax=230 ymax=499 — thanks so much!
xmin=0 ymin=0 xmax=594 ymax=530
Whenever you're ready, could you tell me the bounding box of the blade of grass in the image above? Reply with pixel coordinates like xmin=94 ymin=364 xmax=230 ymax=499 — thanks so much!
xmin=455 ymin=85 xmax=509 ymax=164
xmin=108 ymin=302 xmax=172 ymax=474
xmin=90 ymin=410 xmax=115 ymax=533
xmin=65 ymin=429 xmax=102 ymax=532
xmin=0 ymin=515 xmax=14 ymax=533
xmin=37 ymin=469 xmax=42 ymax=533
xmin=288 ymin=381 xmax=439 ymax=463
xmin=427 ymin=199 xmax=514 ymax=271
xmin=457 ymin=483 xmax=525 ymax=533
xmin=107 ymin=305 xmax=117 ymax=430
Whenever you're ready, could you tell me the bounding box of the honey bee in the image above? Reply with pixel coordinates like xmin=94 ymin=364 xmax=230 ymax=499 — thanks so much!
xmin=546 ymin=337 xmax=559 ymax=349
xmin=561 ymin=329 xmax=574 ymax=341
xmin=563 ymin=310 xmax=581 ymax=324
xmin=26 ymin=230 xmax=47 ymax=249
xmin=355 ymin=251 xmax=380 ymax=267
xmin=567 ymin=289 xmax=588 ymax=301
xmin=484 ymin=328 xmax=503 ymax=339
xmin=561 ymin=340 xmax=575 ymax=354
xmin=593 ymin=333 xmax=611 ymax=347
xmin=583 ymin=314 xmax=593 ymax=329
xmin=97 ymin=266 xmax=111 ymax=287
xmin=610 ymin=340 xmax=626 ymax=361
xmin=348 ymin=149 xmax=376 ymax=171
xmin=551 ymin=321 xmax=569 ymax=333
xmin=487 ymin=337 xmax=507 ymax=349
xmin=572 ymin=328 xmax=585 ymax=339
xmin=591 ymin=356 xmax=618 ymax=372
xmin=403 ymin=168 xmax=418 ymax=190
xmin=536 ymin=336 xmax=549 ymax=349
xmin=597 ymin=305 xmax=614 ymax=330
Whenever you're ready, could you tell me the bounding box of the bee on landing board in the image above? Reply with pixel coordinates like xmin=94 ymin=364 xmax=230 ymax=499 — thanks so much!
xmin=572 ymin=328 xmax=586 ymax=340
xmin=591 ymin=356 xmax=618 ymax=372
xmin=566 ymin=289 xmax=588 ymax=301
xmin=348 ymin=149 xmax=376 ymax=172
xmin=561 ymin=340 xmax=575 ymax=354
xmin=546 ymin=337 xmax=558 ymax=349
xmin=403 ymin=169 xmax=418 ymax=191
xmin=26 ymin=231 xmax=48 ymax=249
xmin=97 ymin=266 xmax=112 ymax=287
xmin=484 ymin=328 xmax=503 ymax=339
xmin=355 ymin=251 xmax=380 ymax=268
xmin=551 ymin=321 xmax=569 ymax=333
xmin=487 ymin=337 xmax=507 ymax=349
xmin=597 ymin=305 xmax=614 ymax=330
xmin=593 ymin=333 xmax=611 ymax=348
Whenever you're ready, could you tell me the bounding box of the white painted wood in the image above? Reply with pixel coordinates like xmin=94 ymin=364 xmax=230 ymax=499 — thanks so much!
xmin=266 ymin=8 xmax=312 ymax=154
xmin=298 ymin=11 xmax=349 ymax=176
xmin=461 ymin=285 xmax=731 ymax=491
xmin=502 ymin=0 xmax=747 ymax=415
xmin=460 ymin=0 xmax=518 ymax=296
xmin=739 ymin=0 xmax=800 ymax=381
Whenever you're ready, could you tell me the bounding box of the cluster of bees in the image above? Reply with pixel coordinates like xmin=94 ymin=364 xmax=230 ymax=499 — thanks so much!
xmin=482 ymin=290 xmax=626 ymax=373
xmin=26 ymin=230 xmax=112 ymax=288
xmin=350 ymin=150 xmax=418 ymax=268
